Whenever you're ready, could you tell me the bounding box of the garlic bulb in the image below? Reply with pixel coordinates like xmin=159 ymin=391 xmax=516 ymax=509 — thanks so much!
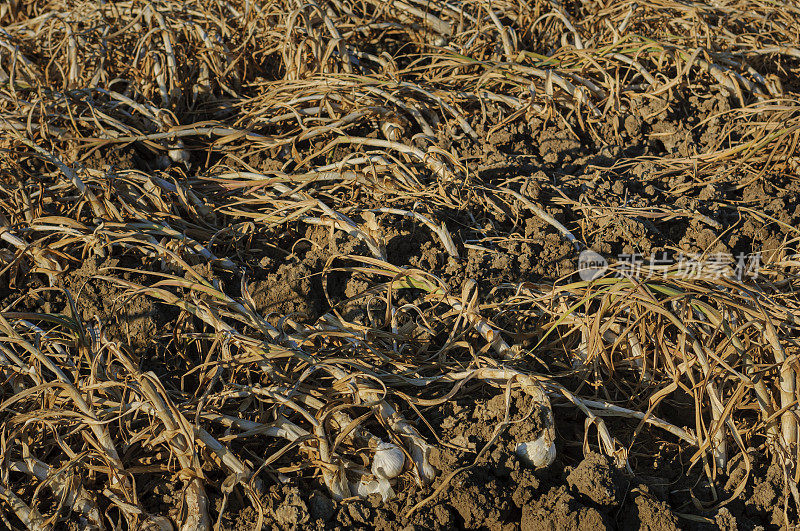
xmin=515 ymin=432 xmax=556 ymax=469
xmin=351 ymin=475 xmax=395 ymax=501
xmin=411 ymin=442 xmax=436 ymax=483
xmin=168 ymin=141 xmax=190 ymax=164
xmin=371 ymin=442 xmax=405 ymax=479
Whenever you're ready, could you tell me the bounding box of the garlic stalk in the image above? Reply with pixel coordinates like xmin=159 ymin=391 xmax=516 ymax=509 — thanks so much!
xmin=10 ymin=458 xmax=103 ymax=530
xmin=380 ymin=120 xmax=403 ymax=142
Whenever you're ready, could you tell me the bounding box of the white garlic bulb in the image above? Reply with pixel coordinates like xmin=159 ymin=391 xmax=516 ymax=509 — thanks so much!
xmin=515 ymin=432 xmax=556 ymax=469
xmin=411 ymin=442 xmax=436 ymax=483
xmin=351 ymin=475 xmax=395 ymax=501
xmin=168 ymin=141 xmax=190 ymax=164
xmin=371 ymin=442 xmax=405 ymax=479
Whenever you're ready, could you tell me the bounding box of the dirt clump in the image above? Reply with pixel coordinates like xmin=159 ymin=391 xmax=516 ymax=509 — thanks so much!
xmin=566 ymin=453 xmax=618 ymax=509
xmin=521 ymin=486 xmax=609 ymax=531
xmin=620 ymin=490 xmax=680 ymax=531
